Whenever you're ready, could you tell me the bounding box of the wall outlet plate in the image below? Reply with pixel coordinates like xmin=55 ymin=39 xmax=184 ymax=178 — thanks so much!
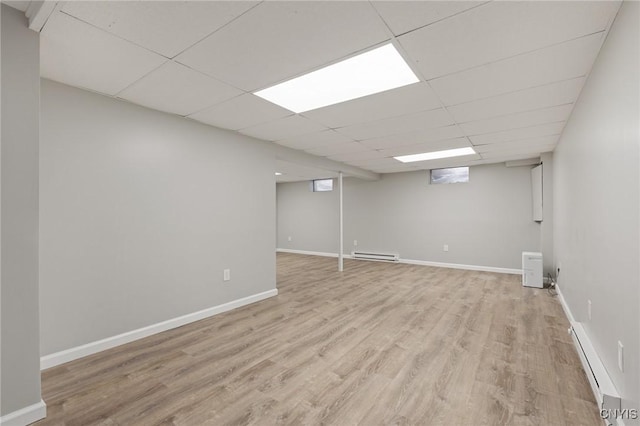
xmin=443 ymin=244 xmax=449 ymax=252
xmin=353 ymin=240 xmax=358 ymax=246
xmin=223 ymin=269 xmax=231 ymax=281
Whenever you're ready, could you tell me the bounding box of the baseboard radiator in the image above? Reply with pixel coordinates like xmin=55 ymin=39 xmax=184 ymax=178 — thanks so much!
xmin=351 ymin=251 xmax=399 ymax=262
xmin=569 ymin=322 xmax=620 ymax=424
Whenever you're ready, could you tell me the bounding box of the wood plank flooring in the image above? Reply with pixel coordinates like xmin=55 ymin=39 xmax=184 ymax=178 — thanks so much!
xmin=35 ymin=253 xmax=600 ymax=425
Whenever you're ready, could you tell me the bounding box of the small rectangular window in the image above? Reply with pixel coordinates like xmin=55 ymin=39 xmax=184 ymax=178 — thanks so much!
xmin=312 ymin=179 xmax=334 ymax=192
xmin=430 ymin=167 xmax=469 ymax=184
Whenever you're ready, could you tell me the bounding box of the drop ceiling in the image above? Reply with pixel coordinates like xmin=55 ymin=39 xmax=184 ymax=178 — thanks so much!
xmin=28 ymin=1 xmax=622 ymax=181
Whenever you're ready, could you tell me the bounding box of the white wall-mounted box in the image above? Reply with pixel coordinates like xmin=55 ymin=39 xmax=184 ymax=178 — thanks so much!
xmin=522 ymin=251 xmax=543 ymax=288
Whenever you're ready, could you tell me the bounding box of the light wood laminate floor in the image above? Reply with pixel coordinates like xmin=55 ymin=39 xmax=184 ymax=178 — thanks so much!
xmin=36 ymin=253 xmax=600 ymax=425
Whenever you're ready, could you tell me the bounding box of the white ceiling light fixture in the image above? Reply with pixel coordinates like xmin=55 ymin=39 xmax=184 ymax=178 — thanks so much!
xmin=275 ymin=172 xmax=282 ymax=176
xmin=394 ymin=147 xmax=476 ymax=163
xmin=254 ymin=44 xmax=419 ymax=113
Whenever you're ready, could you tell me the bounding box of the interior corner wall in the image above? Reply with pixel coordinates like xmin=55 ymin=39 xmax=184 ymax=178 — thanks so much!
xmin=1 ymin=3 xmax=42 ymax=418
xmin=553 ymin=0 xmax=639 ymax=420
xmin=277 ymin=163 xmax=540 ymax=269
xmin=39 ymin=79 xmax=276 ymax=357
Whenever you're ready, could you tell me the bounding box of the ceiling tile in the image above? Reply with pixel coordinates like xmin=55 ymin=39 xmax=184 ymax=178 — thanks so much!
xmin=472 ymin=154 xmax=541 ymax=165
xmin=470 ymin=122 xmax=565 ymax=146
xmin=175 ymin=1 xmax=391 ymax=91
xmin=305 ymin=142 xmax=369 ymax=157
xmin=39 ymin=0 xmax=620 ymax=169
xmin=408 ymin=152 xmax=482 ymax=167
xmin=378 ymin=137 xmax=472 ymax=157
xmin=336 ymin=108 xmax=454 ymax=141
xmin=480 ymin=146 xmax=555 ymax=159
xmin=345 ymin=157 xmax=402 ymax=168
xmin=303 ymin=82 xmax=441 ymax=128
xmin=447 ymin=77 xmax=584 ymax=123
xmin=460 ymin=104 xmax=573 ymax=136
xmin=407 ymin=153 xmax=538 ymax=170
xmin=276 ymin=130 xmax=355 ymax=150
xmin=117 ymin=61 xmax=242 ymax=116
xmin=411 ymin=155 xmax=486 ymax=170
xmin=188 ymin=94 xmax=291 ymax=131
xmin=372 ymin=1 xmax=488 ymax=36
xmin=369 ymin=164 xmax=419 ymax=174
xmin=276 ymin=160 xmax=338 ymax=180
xmin=430 ymin=33 xmax=604 ymax=106
xmin=239 ymin=115 xmax=327 ymax=142
xmin=41 ymin=12 xmax=167 ymax=96
xmin=475 ymin=135 xmax=559 ymax=154
xmin=61 ymin=1 xmax=259 ymax=58
xmin=328 ymin=150 xmax=387 ymax=163
xmin=398 ymin=1 xmax=620 ymax=79
xmin=359 ymin=125 xmax=464 ymax=150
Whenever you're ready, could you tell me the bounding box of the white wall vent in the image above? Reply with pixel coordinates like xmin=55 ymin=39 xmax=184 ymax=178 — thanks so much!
xmin=569 ymin=322 xmax=621 ymax=425
xmin=352 ymin=251 xmax=399 ymax=262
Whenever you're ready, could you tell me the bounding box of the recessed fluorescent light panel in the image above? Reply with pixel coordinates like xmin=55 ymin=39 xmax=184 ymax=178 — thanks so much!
xmin=254 ymin=44 xmax=419 ymax=113
xmin=394 ymin=147 xmax=476 ymax=163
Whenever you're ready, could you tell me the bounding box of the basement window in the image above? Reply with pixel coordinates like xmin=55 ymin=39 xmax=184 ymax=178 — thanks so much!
xmin=312 ymin=179 xmax=334 ymax=192
xmin=430 ymin=167 xmax=469 ymax=184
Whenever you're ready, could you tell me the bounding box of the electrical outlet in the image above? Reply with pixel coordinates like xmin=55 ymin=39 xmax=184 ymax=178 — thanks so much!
xmin=287 ymin=236 xmax=292 ymax=242
xmin=587 ymin=300 xmax=592 ymax=321
xmin=443 ymin=244 xmax=449 ymax=252
xmin=353 ymin=240 xmax=358 ymax=247
xmin=223 ymin=269 xmax=231 ymax=281
xmin=618 ymin=341 xmax=624 ymax=372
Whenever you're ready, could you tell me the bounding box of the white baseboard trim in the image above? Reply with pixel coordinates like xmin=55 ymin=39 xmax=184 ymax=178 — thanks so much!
xmin=40 ymin=289 xmax=278 ymax=370
xmin=277 ymin=248 xmax=521 ymax=275
xmin=400 ymin=258 xmax=521 ymax=275
xmin=0 ymin=399 xmax=46 ymax=426
xmin=276 ymin=248 xmax=340 ymax=258
xmin=556 ymin=284 xmax=576 ymax=323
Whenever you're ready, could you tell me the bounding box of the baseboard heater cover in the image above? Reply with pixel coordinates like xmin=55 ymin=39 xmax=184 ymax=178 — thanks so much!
xmin=569 ymin=322 xmax=621 ymax=420
xmin=351 ymin=251 xmax=399 ymax=262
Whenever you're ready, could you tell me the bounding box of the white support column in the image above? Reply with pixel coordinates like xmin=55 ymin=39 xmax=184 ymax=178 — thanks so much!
xmin=338 ymin=172 xmax=344 ymax=272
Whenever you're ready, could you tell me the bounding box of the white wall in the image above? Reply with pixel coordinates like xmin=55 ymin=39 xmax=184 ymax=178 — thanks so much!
xmin=40 ymin=80 xmax=276 ymax=356
xmin=1 ymin=4 xmax=43 ymax=418
xmin=277 ymin=181 xmax=339 ymax=254
xmin=540 ymin=152 xmax=554 ymax=275
xmin=278 ymin=163 xmax=541 ymax=270
xmin=553 ymin=0 xmax=639 ymax=420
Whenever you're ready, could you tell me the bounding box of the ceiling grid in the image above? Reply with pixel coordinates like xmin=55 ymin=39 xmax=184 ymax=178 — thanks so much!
xmin=28 ymin=0 xmax=622 ymax=181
